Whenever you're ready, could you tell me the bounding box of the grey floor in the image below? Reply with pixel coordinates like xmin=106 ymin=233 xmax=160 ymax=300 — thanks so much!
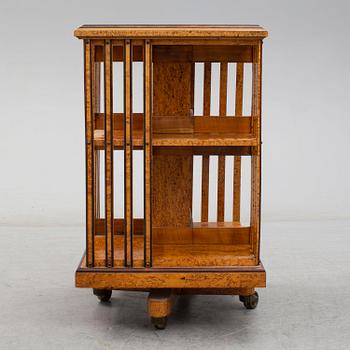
xmin=0 ymin=220 xmax=349 ymax=350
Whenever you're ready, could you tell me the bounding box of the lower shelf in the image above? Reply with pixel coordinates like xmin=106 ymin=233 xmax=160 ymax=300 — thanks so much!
xmin=76 ymin=253 xmax=266 ymax=289
xmin=92 ymin=235 xmax=255 ymax=268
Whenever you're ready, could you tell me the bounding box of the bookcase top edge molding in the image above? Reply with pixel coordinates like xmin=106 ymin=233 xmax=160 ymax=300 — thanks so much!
xmin=74 ymin=24 xmax=268 ymax=39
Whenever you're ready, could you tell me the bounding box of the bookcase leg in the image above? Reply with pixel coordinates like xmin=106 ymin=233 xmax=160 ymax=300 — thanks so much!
xmin=148 ymin=289 xmax=176 ymax=330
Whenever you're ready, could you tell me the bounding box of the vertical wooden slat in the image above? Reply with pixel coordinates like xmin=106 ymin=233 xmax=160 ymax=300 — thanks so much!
xmin=201 ymin=62 xmax=211 ymax=222
xmin=233 ymin=62 xmax=244 ymax=222
xmin=94 ymin=151 xmax=100 ymax=218
xmin=84 ymin=39 xmax=94 ymax=267
xmin=124 ymin=39 xmax=133 ymax=267
xmin=104 ymin=40 xmax=114 ymax=267
xmin=144 ymin=40 xmax=152 ymax=267
xmin=93 ymin=62 xmax=101 ymax=219
xmin=219 ymin=63 xmax=228 ymax=116
xmin=250 ymin=42 xmax=262 ymax=264
xmin=217 ymin=62 xmax=227 ymax=222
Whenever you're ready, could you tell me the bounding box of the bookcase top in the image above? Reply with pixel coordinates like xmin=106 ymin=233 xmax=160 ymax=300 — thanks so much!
xmin=74 ymin=24 xmax=268 ymax=39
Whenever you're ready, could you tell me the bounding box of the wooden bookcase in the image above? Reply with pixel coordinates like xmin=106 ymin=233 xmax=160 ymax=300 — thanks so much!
xmin=74 ymin=25 xmax=268 ymax=329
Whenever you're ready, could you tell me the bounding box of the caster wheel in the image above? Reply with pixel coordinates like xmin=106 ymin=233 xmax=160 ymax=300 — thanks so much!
xmin=240 ymin=291 xmax=259 ymax=309
xmin=151 ymin=316 xmax=168 ymax=330
xmin=93 ymin=289 xmax=112 ymax=302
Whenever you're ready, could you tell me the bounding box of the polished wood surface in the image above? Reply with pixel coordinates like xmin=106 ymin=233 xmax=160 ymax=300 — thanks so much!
xmin=84 ymin=40 xmax=94 ymax=267
xmin=75 ymin=25 xmax=268 ymax=39
xmin=76 ymin=253 xmax=266 ymax=289
xmin=104 ymin=40 xmax=114 ymax=267
xmin=75 ymin=24 xmax=268 ymax=325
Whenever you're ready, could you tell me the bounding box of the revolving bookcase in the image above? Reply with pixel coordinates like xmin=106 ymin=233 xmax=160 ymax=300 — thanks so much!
xmin=74 ymin=24 xmax=268 ymax=329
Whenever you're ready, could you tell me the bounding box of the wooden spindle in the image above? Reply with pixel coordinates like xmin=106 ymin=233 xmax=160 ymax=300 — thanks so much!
xmin=144 ymin=40 xmax=152 ymax=267
xmin=104 ymin=40 xmax=114 ymax=267
xmin=233 ymin=63 xmax=244 ymax=222
xmin=201 ymin=62 xmax=211 ymax=222
xmin=124 ymin=40 xmax=133 ymax=267
xmin=93 ymin=62 xmax=101 ymax=219
xmin=217 ymin=62 xmax=227 ymax=222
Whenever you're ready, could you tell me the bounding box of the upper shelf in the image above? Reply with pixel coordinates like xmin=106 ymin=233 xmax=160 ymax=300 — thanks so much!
xmin=93 ymin=114 xmax=258 ymax=148
xmin=94 ymin=130 xmax=257 ymax=148
xmin=74 ymin=24 xmax=268 ymax=39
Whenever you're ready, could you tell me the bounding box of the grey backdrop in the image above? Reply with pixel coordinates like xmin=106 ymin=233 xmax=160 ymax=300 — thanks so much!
xmin=1 ymin=0 xmax=349 ymax=226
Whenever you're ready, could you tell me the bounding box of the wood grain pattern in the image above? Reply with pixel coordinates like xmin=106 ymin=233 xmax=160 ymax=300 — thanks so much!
xmin=94 ymin=44 xmax=254 ymax=62
xmin=250 ymin=43 xmax=262 ymax=264
xmin=217 ymin=62 xmax=228 ymax=222
xmin=76 ymin=270 xmax=266 ymax=289
xmin=144 ymin=40 xmax=152 ymax=267
xmin=84 ymin=40 xmax=94 ymax=267
xmin=76 ymin=27 xmax=267 ymax=300
xmin=153 ymin=146 xmax=252 ymax=156
xmin=201 ymin=156 xmax=210 ymax=222
xmin=74 ymin=25 xmax=268 ymax=39
xmin=153 ymin=222 xmax=250 ymax=245
xmin=76 ymin=254 xmax=266 ymax=289
xmin=104 ymin=39 xmax=114 ymax=267
xmin=124 ymin=40 xmax=133 ymax=266
xmin=148 ymin=289 xmax=175 ymax=318
xmin=94 ymin=150 xmax=100 ymax=219
xmin=94 ymin=113 xmax=252 ymax=133
xmin=94 ymin=129 xmax=257 ymax=148
xmin=95 ymin=218 xmax=143 ymax=235
xmin=94 ymin=220 xmax=250 ymax=245
xmin=93 ymin=61 xmax=101 ymax=220
xmin=152 ymin=155 xmax=193 ymax=227
xmin=150 ymin=39 xmax=261 ymax=46
xmin=91 ymin=235 xmax=255 ymax=267
xmin=201 ymin=62 xmax=211 ymax=222
xmin=152 ymin=61 xmax=193 ymax=228
xmin=233 ymin=62 xmax=244 ymax=222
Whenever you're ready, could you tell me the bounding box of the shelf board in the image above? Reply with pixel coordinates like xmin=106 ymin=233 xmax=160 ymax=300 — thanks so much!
xmin=94 ymin=130 xmax=257 ymax=148
xmin=76 ymin=252 xmax=266 ymax=289
xmin=93 ymin=235 xmax=255 ymax=268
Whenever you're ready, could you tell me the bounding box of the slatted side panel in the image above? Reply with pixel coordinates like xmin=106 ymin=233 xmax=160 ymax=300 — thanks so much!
xmin=84 ymin=40 xmax=95 ymax=267
xmin=89 ymin=40 xmax=150 ymax=269
xmin=198 ymin=56 xmax=252 ymax=225
xmin=124 ymin=40 xmax=133 ymax=267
